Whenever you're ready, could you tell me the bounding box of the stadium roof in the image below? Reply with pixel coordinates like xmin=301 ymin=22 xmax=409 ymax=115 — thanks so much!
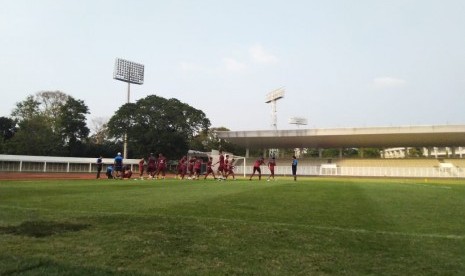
xmin=216 ymin=125 xmax=465 ymax=149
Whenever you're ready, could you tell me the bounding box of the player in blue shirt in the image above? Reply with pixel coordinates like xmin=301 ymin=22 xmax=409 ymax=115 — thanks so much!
xmin=114 ymin=152 xmax=123 ymax=179
xmin=292 ymin=155 xmax=298 ymax=181
xmin=106 ymin=165 xmax=114 ymax=179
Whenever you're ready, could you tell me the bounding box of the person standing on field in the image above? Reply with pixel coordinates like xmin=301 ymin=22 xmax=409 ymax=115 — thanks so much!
xmin=138 ymin=157 xmax=145 ymax=179
xmin=176 ymin=155 xmax=187 ymax=179
xmin=114 ymin=152 xmax=123 ymax=179
xmin=147 ymin=153 xmax=156 ymax=179
xmin=96 ymin=155 xmax=103 ymax=179
xmin=267 ymin=156 xmax=276 ymax=181
xmin=249 ymin=156 xmax=266 ymax=180
xmin=225 ymin=158 xmax=236 ymax=180
xmin=214 ymin=149 xmax=226 ymax=180
xmin=193 ymin=158 xmax=202 ymax=180
xmin=155 ymin=153 xmax=167 ymax=179
xmin=292 ymin=155 xmax=298 ymax=181
xmin=188 ymin=156 xmax=196 ymax=179
xmin=204 ymin=156 xmax=217 ymax=180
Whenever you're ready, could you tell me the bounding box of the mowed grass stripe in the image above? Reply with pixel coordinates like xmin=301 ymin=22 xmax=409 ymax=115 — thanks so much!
xmin=1 ymin=203 xmax=463 ymax=240
xmin=1 ymin=178 xmax=465 ymax=274
xmin=1 ymin=178 xmax=464 ymax=237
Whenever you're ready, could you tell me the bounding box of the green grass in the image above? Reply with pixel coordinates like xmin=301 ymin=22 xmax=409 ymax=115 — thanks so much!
xmin=1 ymin=177 xmax=465 ymax=275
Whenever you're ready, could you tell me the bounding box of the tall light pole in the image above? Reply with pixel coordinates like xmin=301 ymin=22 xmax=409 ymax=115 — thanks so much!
xmin=113 ymin=58 xmax=145 ymax=159
xmin=265 ymin=87 xmax=285 ymax=157
xmin=265 ymin=87 xmax=285 ymax=131
xmin=289 ymin=117 xmax=308 ymax=157
xmin=289 ymin=117 xmax=308 ymax=128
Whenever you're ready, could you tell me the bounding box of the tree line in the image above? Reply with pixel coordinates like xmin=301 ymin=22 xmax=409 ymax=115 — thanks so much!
xmin=0 ymin=91 xmax=243 ymax=159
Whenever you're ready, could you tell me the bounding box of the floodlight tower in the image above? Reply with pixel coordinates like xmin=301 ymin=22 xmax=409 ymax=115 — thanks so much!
xmin=113 ymin=58 xmax=145 ymax=159
xmin=289 ymin=117 xmax=308 ymax=128
xmin=289 ymin=117 xmax=308 ymax=157
xmin=265 ymin=87 xmax=285 ymax=130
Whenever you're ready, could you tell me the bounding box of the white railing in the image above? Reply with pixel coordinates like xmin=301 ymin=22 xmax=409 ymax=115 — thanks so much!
xmin=2 ymin=154 xmax=464 ymax=178
xmin=0 ymin=154 xmax=140 ymax=173
xmin=234 ymin=165 xmax=465 ymax=178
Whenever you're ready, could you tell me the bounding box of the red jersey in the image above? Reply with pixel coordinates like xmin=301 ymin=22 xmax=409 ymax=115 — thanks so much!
xmin=188 ymin=158 xmax=195 ymax=170
xmin=194 ymin=159 xmax=202 ymax=170
xmin=157 ymin=156 xmax=167 ymax=168
xmin=253 ymin=158 xmax=265 ymax=168
xmin=148 ymin=156 xmax=156 ymax=169
xmin=179 ymin=157 xmax=186 ymax=168
xmin=219 ymin=154 xmax=225 ymax=166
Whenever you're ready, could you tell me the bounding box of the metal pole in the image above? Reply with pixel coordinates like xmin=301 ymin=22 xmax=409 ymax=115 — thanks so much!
xmin=123 ymin=82 xmax=130 ymax=159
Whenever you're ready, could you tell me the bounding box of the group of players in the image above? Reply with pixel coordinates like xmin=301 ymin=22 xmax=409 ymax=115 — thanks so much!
xmin=101 ymin=149 xmax=278 ymax=181
xmin=97 ymin=152 xmax=134 ymax=179
xmin=182 ymin=151 xmax=237 ymax=180
xmin=138 ymin=152 xmax=168 ymax=180
xmin=137 ymin=150 xmax=237 ymax=181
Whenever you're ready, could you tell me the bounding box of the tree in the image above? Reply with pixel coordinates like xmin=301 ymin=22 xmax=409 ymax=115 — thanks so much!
xmin=8 ymin=91 xmax=91 ymax=156
xmin=408 ymin=147 xmax=424 ymax=158
xmin=36 ymin=90 xmax=69 ymax=132
xmin=190 ymin=126 xmax=247 ymax=155
xmin=89 ymin=117 xmax=110 ymax=145
xmin=6 ymin=115 xmax=63 ymax=155
xmin=360 ymin=148 xmax=381 ymax=158
xmin=11 ymin=95 xmax=40 ymax=122
xmin=58 ymin=97 xmax=90 ymax=144
xmin=107 ymin=95 xmax=211 ymax=159
xmin=0 ymin=117 xmax=16 ymax=141
xmin=0 ymin=116 xmax=17 ymax=153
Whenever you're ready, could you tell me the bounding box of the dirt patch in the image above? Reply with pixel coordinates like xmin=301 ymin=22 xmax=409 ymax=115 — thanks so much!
xmin=0 ymin=172 xmax=175 ymax=180
xmin=0 ymin=220 xmax=90 ymax=238
xmin=0 ymin=172 xmax=96 ymax=180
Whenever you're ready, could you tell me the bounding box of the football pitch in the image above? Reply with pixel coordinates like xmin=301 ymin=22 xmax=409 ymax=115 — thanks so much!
xmin=1 ymin=177 xmax=465 ymax=275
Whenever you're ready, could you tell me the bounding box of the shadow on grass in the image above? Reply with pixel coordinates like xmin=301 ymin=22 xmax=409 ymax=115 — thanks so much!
xmin=0 ymin=220 xmax=90 ymax=238
xmin=0 ymin=255 xmax=140 ymax=276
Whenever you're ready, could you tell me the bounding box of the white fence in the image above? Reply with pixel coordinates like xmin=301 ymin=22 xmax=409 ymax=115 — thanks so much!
xmin=1 ymin=154 xmax=464 ymax=178
xmin=0 ymin=155 xmax=140 ymax=173
xmin=234 ymin=165 xmax=465 ymax=178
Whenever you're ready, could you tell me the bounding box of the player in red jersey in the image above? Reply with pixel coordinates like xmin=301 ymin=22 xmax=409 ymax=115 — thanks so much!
xmin=267 ymin=156 xmax=276 ymax=181
xmin=147 ymin=153 xmax=157 ymax=179
xmin=204 ymin=156 xmax=217 ymax=180
xmin=155 ymin=153 xmax=167 ymax=179
xmin=193 ymin=158 xmax=202 ymax=180
xmin=225 ymin=158 xmax=236 ymax=180
xmin=187 ymin=156 xmax=196 ymax=179
xmin=122 ymin=165 xmax=133 ymax=179
xmin=214 ymin=150 xmax=225 ymax=180
xmin=176 ymin=156 xmax=187 ymax=179
xmin=224 ymin=154 xmax=230 ymax=175
xmin=138 ymin=157 xmax=145 ymax=179
xmin=249 ymin=156 xmax=266 ymax=180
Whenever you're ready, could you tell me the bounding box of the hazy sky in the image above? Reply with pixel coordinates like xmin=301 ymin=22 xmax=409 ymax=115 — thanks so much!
xmin=1 ymin=0 xmax=464 ymax=131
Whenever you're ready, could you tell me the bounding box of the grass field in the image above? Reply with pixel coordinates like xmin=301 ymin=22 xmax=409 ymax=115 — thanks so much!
xmin=1 ymin=177 xmax=465 ymax=275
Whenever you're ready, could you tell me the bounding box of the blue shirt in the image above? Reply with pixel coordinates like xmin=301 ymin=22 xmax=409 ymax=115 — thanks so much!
xmin=292 ymin=159 xmax=298 ymax=166
xmin=114 ymin=155 xmax=123 ymax=166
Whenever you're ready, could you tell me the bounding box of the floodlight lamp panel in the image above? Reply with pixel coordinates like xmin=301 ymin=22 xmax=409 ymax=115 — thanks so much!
xmin=289 ymin=117 xmax=308 ymax=125
xmin=113 ymin=58 xmax=145 ymax=85
xmin=265 ymin=87 xmax=285 ymax=103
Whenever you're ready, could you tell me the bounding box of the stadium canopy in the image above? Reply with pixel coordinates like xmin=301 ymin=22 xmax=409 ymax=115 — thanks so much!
xmin=215 ymin=125 xmax=465 ymax=149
